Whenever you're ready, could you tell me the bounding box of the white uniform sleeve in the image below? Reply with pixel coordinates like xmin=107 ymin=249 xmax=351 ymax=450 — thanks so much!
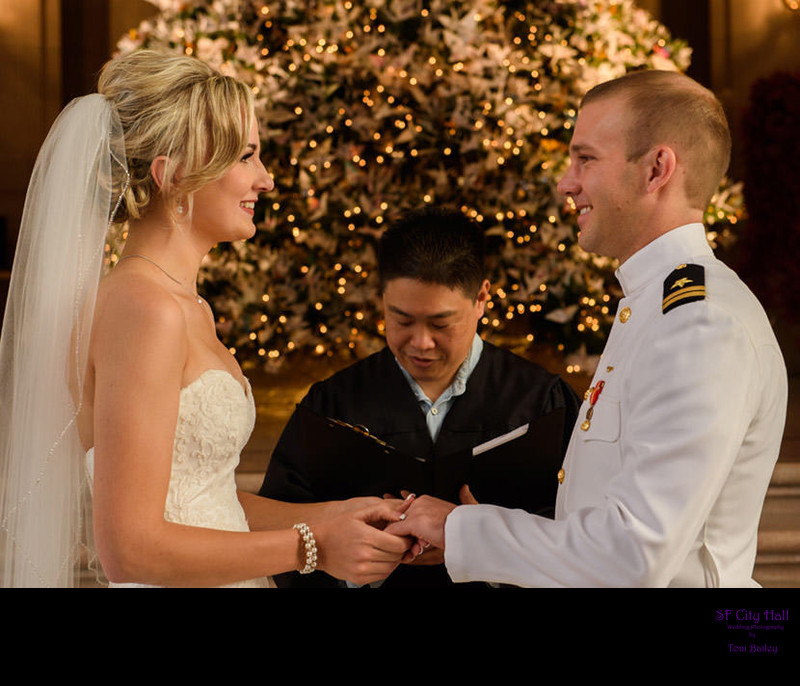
xmin=445 ymin=300 xmax=761 ymax=587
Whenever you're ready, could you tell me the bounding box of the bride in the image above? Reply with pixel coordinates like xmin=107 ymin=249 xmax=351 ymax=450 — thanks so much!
xmin=0 ymin=50 xmax=414 ymax=587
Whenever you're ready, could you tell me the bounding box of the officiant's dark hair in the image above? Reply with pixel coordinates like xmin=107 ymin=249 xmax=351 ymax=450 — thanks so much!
xmin=378 ymin=207 xmax=486 ymax=298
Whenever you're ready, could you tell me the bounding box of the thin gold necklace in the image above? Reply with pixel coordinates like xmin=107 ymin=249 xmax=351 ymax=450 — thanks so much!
xmin=117 ymin=254 xmax=204 ymax=305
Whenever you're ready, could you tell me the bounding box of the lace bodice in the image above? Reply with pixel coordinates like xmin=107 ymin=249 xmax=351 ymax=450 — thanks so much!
xmin=87 ymin=368 xmax=270 ymax=588
xmin=166 ymin=369 xmax=255 ymax=532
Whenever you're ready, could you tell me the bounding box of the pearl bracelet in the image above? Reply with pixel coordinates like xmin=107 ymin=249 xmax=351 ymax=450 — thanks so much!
xmin=293 ymin=522 xmax=318 ymax=574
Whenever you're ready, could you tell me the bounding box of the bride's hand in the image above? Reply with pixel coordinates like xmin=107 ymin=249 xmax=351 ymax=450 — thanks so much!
xmin=311 ymin=500 xmax=414 ymax=585
xmin=326 ymin=493 xmax=413 ymax=529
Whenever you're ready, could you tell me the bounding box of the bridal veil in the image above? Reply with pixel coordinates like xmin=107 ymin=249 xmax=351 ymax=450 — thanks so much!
xmin=0 ymin=94 xmax=128 ymax=587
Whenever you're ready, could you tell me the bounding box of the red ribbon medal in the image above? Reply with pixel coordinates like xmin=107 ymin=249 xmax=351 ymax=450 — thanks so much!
xmin=581 ymin=380 xmax=605 ymax=431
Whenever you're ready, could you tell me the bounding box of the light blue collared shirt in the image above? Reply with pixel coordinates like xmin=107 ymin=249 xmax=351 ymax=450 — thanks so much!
xmin=347 ymin=334 xmax=484 ymax=589
xmin=396 ymin=334 xmax=484 ymax=442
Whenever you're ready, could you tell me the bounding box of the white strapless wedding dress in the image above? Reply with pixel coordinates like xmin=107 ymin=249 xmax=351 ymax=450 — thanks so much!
xmin=87 ymin=368 xmax=272 ymax=588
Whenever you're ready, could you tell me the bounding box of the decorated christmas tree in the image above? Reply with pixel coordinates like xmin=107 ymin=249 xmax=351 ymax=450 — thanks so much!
xmin=115 ymin=0 xmax=744 ymax=374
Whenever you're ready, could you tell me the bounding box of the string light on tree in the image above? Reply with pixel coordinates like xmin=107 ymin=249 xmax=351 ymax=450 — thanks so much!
xmin=118 ymin=0 xmax=744 ymax=374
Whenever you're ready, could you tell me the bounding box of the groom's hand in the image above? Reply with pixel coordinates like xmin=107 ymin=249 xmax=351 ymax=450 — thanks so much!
xmin=386 ymin=487 xmax=480 ymax=564
xmin=385 ymin=495 xmax=457 ymax=552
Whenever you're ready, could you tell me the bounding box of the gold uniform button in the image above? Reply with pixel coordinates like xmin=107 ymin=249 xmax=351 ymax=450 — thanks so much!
xmin=557 ymin=468 xmax=565 ymax=484
xmin=619 ymin=306 xmax=631 ymax=323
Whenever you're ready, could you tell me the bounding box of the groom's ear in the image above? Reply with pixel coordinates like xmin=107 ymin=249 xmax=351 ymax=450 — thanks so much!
xmin=643 ymin=145 xmax=678 ymax=195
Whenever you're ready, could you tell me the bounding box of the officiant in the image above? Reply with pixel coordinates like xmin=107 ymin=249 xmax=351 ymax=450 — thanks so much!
xmin=259 ymin=206 xmax=580 ymax=588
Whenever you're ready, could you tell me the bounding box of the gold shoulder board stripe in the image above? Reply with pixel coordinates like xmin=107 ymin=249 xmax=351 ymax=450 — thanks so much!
xmin=662 ymin=263 xmax=706 ymax=314
xmin=662 ymin=286 xmax=706 ymax=313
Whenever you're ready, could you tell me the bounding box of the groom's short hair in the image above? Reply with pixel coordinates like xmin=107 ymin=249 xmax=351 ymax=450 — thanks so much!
xmin=582 ymin=69 xmax=731 ymax=210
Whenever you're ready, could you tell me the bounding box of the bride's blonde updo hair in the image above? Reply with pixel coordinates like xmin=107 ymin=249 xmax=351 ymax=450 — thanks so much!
xmin=97 ymin=50 xmax=255 ymax=222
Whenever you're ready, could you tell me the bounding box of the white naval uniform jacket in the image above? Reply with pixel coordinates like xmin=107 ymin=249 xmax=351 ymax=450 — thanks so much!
xmin=445 ymin=223 xmax=788 ymax=587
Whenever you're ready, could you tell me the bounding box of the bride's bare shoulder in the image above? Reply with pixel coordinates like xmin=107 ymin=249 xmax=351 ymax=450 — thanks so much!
xmin=93 ymin=264 xmax=187 ymax=345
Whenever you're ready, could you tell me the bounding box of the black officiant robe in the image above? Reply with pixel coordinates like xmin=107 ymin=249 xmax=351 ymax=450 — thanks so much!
xmin=259 ymin=341 xmax=580 ymax=588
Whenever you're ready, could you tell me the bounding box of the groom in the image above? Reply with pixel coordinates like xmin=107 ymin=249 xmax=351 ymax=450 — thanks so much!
xmin=390 ymin=70 xmax=788 ymax=587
